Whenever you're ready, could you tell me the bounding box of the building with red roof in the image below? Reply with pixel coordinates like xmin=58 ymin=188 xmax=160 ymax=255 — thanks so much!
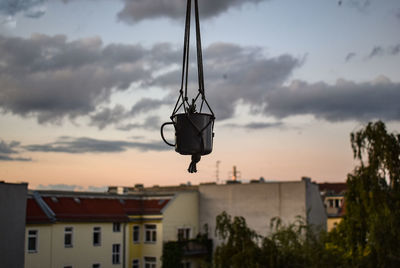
xmin=25 ymin=189 xmax=200 ymax=268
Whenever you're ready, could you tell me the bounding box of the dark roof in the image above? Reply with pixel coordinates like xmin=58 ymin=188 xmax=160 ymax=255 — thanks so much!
xmin=26 ymin=197 xmax=52 ymax=224
xmin=26 ymin=192 xmax=171 ymax=224
xmin=318 ymin=183 xmax=347 ymax=195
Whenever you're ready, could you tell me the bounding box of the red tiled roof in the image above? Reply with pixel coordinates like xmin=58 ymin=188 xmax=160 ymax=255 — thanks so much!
xmin=26 ymin=197 xmax=52 ymax=224
xmin=43 ymin=197 xmax=128 ymax=221
xmin=26 ymin=195 xmax=172 ymax=223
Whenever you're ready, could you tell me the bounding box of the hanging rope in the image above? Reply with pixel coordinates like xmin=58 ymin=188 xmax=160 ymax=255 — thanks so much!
xmin=163 ymin=0 xmax=216 ymax=173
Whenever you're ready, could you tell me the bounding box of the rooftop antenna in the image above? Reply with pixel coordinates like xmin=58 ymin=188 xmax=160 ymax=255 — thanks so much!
xmin=228 ymin=165 xmax=241 ymax=181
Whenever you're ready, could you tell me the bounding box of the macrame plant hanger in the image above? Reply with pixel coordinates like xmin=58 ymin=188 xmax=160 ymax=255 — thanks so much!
xmin=161 ymin=0 xmax=215 ymax=173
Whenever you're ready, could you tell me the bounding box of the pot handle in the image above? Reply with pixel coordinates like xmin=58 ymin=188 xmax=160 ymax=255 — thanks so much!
xmin=160 ymin=122 xmax=176 ymax=147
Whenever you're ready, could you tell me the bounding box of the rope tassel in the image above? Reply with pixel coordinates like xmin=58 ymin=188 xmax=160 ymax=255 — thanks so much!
xmin=188 ymin=154 xmax=201 ymax=173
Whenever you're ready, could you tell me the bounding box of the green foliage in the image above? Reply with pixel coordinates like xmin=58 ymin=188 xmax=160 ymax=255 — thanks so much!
xmin=336 ymin=121 xmax=400 ymax=267
xmin=214 ymin=212 xmax=345 ymax=268
xmin=213 ymin=121 xmax=400 ymax=268
xmin=214 ymin=211 xmax=262 ymax=268
xmin=162 ymin=241 xmax=184 ymax=268
xmin=162 ymin=226 xmax=213 ymax=268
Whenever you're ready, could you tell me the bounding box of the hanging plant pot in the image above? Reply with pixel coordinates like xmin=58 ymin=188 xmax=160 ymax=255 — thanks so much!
xmin=161 ymin=112 xmax=214 ymax=155
xmin=160 ymin=0 xmax=215 ymax=173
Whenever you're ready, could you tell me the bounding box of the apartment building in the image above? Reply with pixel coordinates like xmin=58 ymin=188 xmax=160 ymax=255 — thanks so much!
xmin=318 ymin=182 xmax=346 ymax=231
xmin=0 ymin=181 xmax=28 ymax=268
xmin=25 ymin=178 xmax=327 ymax=267
xmin=25 ymin=189 xmax=200 ymax=268
xmin=199 ymin=177 xmax=327 ymax=242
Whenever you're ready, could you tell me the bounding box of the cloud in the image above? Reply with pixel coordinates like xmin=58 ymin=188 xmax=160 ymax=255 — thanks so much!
xmin=0 ymin=155 xmax=32 ymax=161
xmin=365 ymin=43 xmax=400 ymax=59
xmin=1 ymin=34 xmax=302 ymax=127
xmin=223 ymin=121 xmax=283 ymax=129
xmin=117 ymin=0 xmax=267 ymax=23
xmin=89 ymin=105 xmax=127 ymax=130
xmin=396 ymin=8 xmax=400 ymax=21
xmin=24 ymin=6 xmax=46 ymax=18
xmin=117 ymin=116 xmax=162 ymax=131
xmin=345 ymin=52 xmax=356 ymax=62
xmin=0 ymin=139 xmax=19 ymax=154
xmin=89 ymin=98 xmax=172 ymax=129
xmin=0 ymin=34 xmax=160 ymax=124
xmin=24 ymin=136 xmax=169 ymax=153
xmin=368 ymin=46 xmax=384 ymax=58
xmin=344 ymin=0 xmax=371 ymax=11
xmin=0 ymin=15 xmax=16 ymax=27
xmin=150 ymin=42 xmax=302 ymax=120
xmin=34 ymin=183 xmax=107 ymax=192
xmin=264 ymin=75 xmax=400 ymax=122
xmin=390 ymin=44 xmax=400 ymax=55
xmin=0 ymin=0 xmax=46 ymax=18
xmin=35 ymin=183 xmax=84 ymax=191
xmin=0 ymin=139 xmax=31 ymax=161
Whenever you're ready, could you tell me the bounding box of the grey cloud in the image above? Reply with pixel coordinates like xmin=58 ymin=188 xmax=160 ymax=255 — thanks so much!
xmin=368 ymin=46 xmax=384 ymax=58
xmin=345 ymin=52 xmax=356 ymax=62
xmin=35 ymin=184 xmax=107 ymax=192
xmin=0 ymin=139 xmax=31 ymax=161
xmin=89 ymin=98 xmax=172 ymax=130
xmin=129 ymin=98 xmax=172 ymax=115
xmin=223 ymin=121 xmax=283 ymax=129
xmin=89 ymin=105 xmax=127 ymax=130
xmin=264 ymin=76 xmax=400 ymax=122
xmin=0 ymin=155 xmax=32 ymax=161
xmin=0 ymin=34 xmax=157 ymax=124
xmin=390 ymin=44 xmax=400 ymax=55
xmin=0 ymin=140 xmax=19 ymax=154
xmin=87 ymin=186 xmax=107 ymax=192
xmin=0 ymin=0 xmax=45 ymax=17
xmin=117 ymin=0 xmax=267 ymax=23
xmin=365 ymin=43 xmax=400 ymax=59
xmin=0 ymin=34 xmax=301 ymax=125
xmin=117 ymin=116 xmax=161 ymax=131
xmin=345 ymin=0 xmax=371 ymax=11
xmin=24 ymin=7 xmax=46 ymax=18
xmin=35 ymin=184 xmax=84 ymax=191
xmin=150 ymin=42 xmax=301 ymax=120
xmin=24 ymin=136 xmax=169 ymax=153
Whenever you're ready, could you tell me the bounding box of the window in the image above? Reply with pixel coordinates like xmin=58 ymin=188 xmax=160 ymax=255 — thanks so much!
xmin=112 ymin=244 xmax=120 ymax=264
xmin=113 ymin=222 xmax=121 ymax=232
xmin=145 ymin=224 xmax=156 ymax=243
xmin=132 ymin=259 xmax=139 ymax=268
xmin=335 ymin=199 xmax=340 ymax=208
xmin=144 ymin=256 xmax=156 ymax=268
xmin=64 ymin=227 xmax=73 ymax=248
xmin=177 ymin=228 xmax=191 ymax=241
xmin=133 ymin=225 xmax=140 ymax=243
xmin=27 ymin=230 xmax=38 ymax=253
xmin=93 ymin=227 xmax=101 ymax=246
xmin=92 ymin=264 xmax=100 ymax=268
xmin=328 ymin=199 xmax=334 ymax=208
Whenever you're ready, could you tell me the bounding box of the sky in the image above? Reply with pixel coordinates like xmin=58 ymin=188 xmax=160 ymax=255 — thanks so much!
xmin=0 ymin=0 xmax=399 ymax=191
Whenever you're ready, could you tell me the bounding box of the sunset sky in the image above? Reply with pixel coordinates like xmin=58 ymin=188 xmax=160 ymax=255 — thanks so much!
xmin=1 ymin=0 xmax=399 ymax=191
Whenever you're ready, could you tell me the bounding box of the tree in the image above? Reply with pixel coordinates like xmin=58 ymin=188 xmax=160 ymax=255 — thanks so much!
xmin=336 ymin=121 xmax=400 ymax=267
xmin=214 ymin=212 xmax=344 ymax=268
xmin=214 ymin=211 xmax=262 ymax=268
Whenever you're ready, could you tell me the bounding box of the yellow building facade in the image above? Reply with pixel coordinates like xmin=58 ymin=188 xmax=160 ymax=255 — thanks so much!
xmin=25 ymin=189 xmax=201 ymax=268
